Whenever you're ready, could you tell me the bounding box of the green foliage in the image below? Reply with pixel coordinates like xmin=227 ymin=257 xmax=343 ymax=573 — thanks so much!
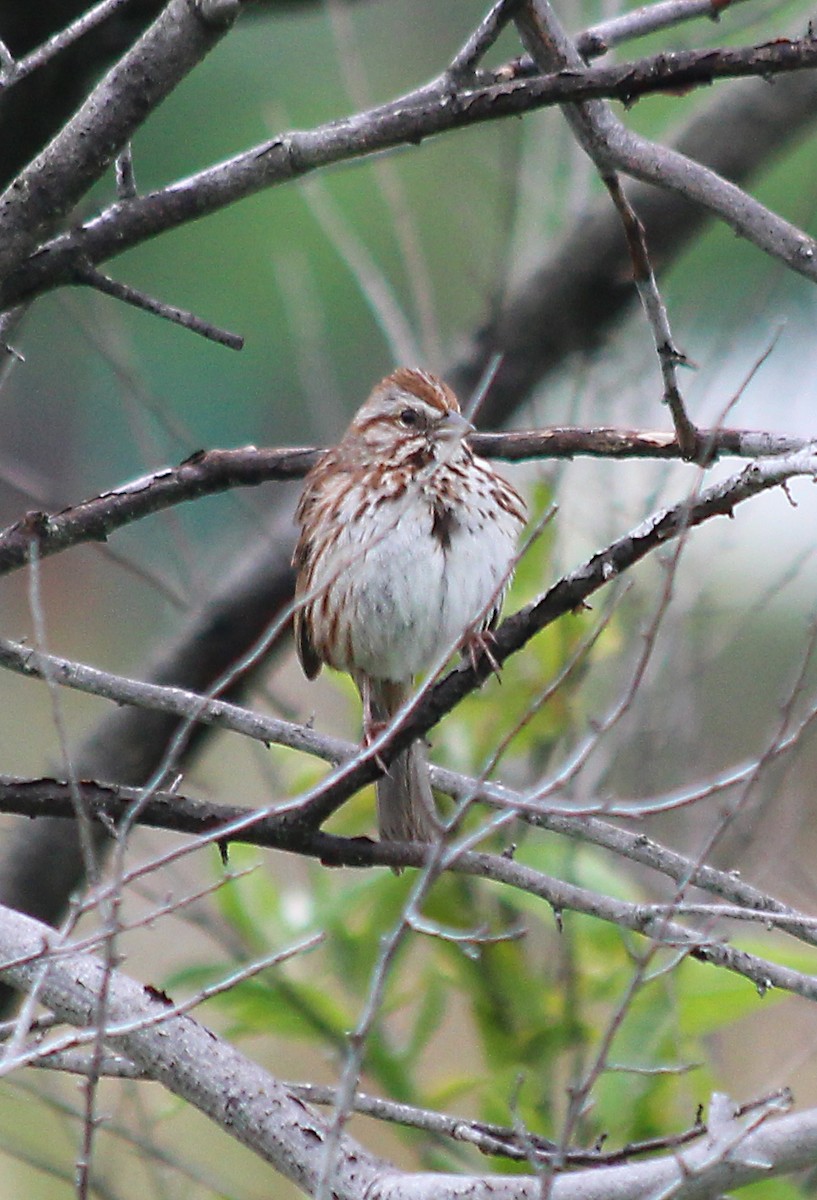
xmin=174 ymin=742 xmax=817 ymax=1200
xmin=171 ymin=816 xmax=808 ymax=1179
xmin=158 ymin=453 xmax=817 ymax=1190
xmin=165 ymin=476 xmax=817 ymax=1181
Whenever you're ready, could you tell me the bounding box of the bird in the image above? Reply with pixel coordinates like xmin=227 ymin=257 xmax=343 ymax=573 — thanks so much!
xmin=292 ymin=367 xmax=526 ymax=846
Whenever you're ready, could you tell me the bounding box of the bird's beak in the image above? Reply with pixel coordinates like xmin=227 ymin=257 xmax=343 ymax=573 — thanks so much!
xmin=437 ymin=410 xmax=475 ymax=442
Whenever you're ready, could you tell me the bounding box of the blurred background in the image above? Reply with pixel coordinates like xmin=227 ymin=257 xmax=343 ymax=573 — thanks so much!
xmin=2 ymin=0 xmax=817 ymax=1196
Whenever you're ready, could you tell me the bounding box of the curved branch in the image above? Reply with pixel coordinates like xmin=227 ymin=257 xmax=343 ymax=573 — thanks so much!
xmin=0 ymin=903 xmax=384 ymax=1199
xmin=2 ymin=36 xmax=817 ymax=308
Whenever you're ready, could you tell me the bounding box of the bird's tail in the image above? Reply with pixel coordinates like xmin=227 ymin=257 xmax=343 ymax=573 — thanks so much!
xmin=367 ymin=680 xmax=440 ymax=846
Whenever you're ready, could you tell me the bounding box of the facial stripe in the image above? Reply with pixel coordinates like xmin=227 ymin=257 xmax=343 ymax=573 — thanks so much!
xmin=383 ymin=367 xmax=460 ymax=415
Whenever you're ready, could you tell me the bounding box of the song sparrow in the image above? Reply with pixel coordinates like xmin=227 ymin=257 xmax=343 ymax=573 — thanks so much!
xmin=293 ymin=367 xmax=526 ymax=845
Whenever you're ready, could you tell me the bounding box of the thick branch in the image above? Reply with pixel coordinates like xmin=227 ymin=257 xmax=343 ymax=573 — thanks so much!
xmin=2 ymin=36 xmax=817 ymax=309
xmin=0 ymin=0 xmax=238 ymax=280
xmin=0 ymin=903 xmax=383 ymax=1199
xmin=3 ymin=904 xmax=815 ymax=1198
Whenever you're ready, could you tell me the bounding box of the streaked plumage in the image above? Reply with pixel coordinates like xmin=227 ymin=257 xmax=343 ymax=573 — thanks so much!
xmin=293 ymin=368 xmax=526 ymax=845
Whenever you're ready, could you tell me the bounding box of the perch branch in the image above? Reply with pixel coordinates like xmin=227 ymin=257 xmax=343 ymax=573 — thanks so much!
xmin=0 ymin=426 xmax=807 ymax=575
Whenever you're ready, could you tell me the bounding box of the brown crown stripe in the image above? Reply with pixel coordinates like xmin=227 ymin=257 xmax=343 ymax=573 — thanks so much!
xmin=384 ymin=367 xmax=460 ymax=414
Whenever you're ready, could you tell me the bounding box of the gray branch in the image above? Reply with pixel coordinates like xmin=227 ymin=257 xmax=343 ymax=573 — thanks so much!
xmin=0 ymin=0 xmax=139 ymax=90
xmin=0 ymin=903 xmax=384 ymax=1199
xmin=0 ymin=0 xmax=239 ymax=280
xmin=2 ymin=35 xmax=817 ymax=309
xmin=451 ymin=67 xmax=817 ymax=425
xmin=1 ymin=901 xmax=816 ymax=1198
xmin=0 ymin=426 xmax=804 ymax=576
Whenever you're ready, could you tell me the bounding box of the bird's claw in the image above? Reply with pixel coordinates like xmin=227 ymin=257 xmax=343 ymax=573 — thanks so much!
xmin=465 ymin=627 xmax=502 ymax=680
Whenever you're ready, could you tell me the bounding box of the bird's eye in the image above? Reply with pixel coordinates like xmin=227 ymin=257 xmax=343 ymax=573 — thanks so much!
xmin=399 ymin=408 xmax=419 ymax=427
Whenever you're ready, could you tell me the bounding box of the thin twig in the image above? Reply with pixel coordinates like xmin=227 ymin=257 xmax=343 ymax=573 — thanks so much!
xmin=517 ymin=3 xmax=699 ymax=456
xmin=298 ymin=177 xmax=418 ymax=365
xmin=448 ymin=0 xmax=526 ymax=77
xmin=325 ymin=4 xmax=441 ymax=364
xmin=0 ymin=0 xmax=138 ymax=90
xmin=75 ymin=264 xmax=244 ymax=349
xmin=603 ymin=172 xmax=699 ymax=458
xmin=576 ymin=0 xmax=751 ymax=60
xmin=285 ymin=1079 xmax=721 ymax=1166
xmin=2 ymin=447 xmax=817 ymax=842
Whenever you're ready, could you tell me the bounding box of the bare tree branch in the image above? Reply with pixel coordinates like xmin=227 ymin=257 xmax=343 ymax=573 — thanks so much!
xmin=15 ymin=451 xmax=817 ymax=829
xmin=452 ymin=66 xmax=817 ymax=425
xmin=2 ymin=445 xmax=816 ymax=852
xmin=74 ymin=263 xmax=245 ymax=348
xmin=2 ymin=3 xmax=817 ymax=1193
xmin=5 ymin=770 xmax=817 ymax=950
xmin=0 ymin=0 xmax=139 ymax=89
xmin=575 ymin=0 xmax=753 ymax=59
xmin=0 ymin=904 xmax=385 ymax=1200
xmin=2 ymin=34 xmax=817 ymax=311
xmin=0 ymin=0 xmax=239 ymax=280
xmin=0 ymin=425 xmax=806 ymax=576
xmin=1 ymin=903 xmax=817 ymax=1199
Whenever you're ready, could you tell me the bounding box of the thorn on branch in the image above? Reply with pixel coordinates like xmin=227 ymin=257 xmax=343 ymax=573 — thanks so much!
xmin=193 ymin=0 xmax=241 ymax=29
xmin=781 ymin=480 xmax=798 ymax=508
